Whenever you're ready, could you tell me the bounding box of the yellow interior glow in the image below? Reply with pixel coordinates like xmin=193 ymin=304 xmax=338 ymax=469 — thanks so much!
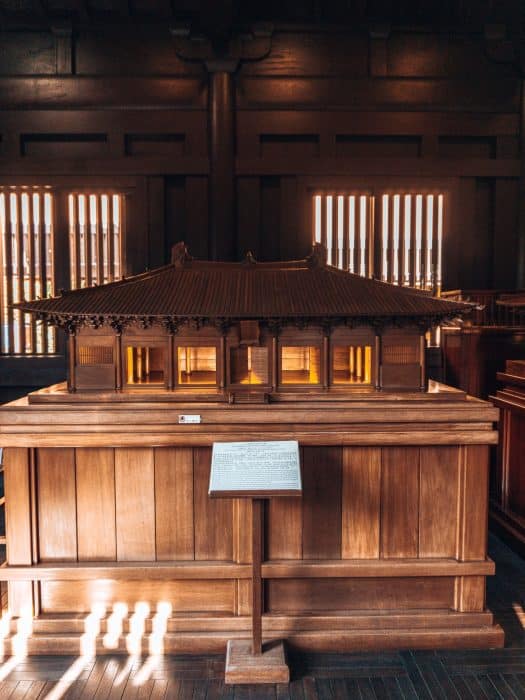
xmin=177 ymin=346 xmax=217 ymax=385
xmin=333 ymin=345 xmax=372 ymax=384
xmin=281 ymin=346 xmax=320 ymax=384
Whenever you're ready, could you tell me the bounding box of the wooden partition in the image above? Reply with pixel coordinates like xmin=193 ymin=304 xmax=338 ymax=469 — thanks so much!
xmin=0 ymin=387 xmax=503 ymax=654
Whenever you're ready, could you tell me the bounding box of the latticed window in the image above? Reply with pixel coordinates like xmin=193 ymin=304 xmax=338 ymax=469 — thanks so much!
xmin=0 ymin=188 xmax=55 ymax=354
xmin=0 ymin=187 xmax=125 ymax=356
xmin=68 ymin=193 xmax=122 ymax=289
xmin=313 ymin=192 xmax=444 ymax=292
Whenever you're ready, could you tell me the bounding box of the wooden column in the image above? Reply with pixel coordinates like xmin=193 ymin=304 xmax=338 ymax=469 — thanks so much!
xmin=67 ymin=331 xmax=76 ymax=392
xmin=207 ymin=60 xmax=238 ymax=262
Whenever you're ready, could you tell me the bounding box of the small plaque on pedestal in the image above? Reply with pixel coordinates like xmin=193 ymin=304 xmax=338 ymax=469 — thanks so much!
xmin=209 ymin=440 xmax=301 ymax=497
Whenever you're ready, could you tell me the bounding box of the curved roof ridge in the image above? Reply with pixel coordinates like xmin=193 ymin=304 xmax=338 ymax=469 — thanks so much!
xmin=13 ymin=242 xmax=473 ymax=323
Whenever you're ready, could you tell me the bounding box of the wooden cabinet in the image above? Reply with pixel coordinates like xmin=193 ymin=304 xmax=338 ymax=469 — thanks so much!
xmin=490 ymin=363 xmax=525 ymax=553
xmin=0 ymin=388 xmax=503 ymax=654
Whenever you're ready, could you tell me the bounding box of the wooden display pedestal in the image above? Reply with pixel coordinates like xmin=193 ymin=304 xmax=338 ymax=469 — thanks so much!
xmin=209 ymin=441 xmax=301 ymax=685
xmin=225 ymin=640 xmax=289 ymax=684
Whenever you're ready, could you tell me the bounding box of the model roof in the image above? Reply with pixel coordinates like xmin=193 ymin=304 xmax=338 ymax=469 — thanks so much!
xmin=15 ymin=243 xmax=471 ymax=328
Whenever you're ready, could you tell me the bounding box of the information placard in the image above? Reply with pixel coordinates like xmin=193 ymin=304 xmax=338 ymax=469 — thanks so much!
xmin=209 ymin=440 xmax=302 ymax=497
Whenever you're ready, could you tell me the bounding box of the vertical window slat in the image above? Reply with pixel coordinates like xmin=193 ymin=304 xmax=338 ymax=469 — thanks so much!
xmin=348 ymin=195 xmax=356 ymax=274
xmin=326 ymin=195 xmax=334 ymax=266
xmin=381 ymin=194 xmax=389 ymax=282
xmin=112 ymin=194 xmax=121 ymax=280
xmin=436 ymin=194 xmax=443 ymax=295
xmin=359 ymin=195 xmax=367 ymax=277
xmin=25 ymin=193 xmax=36 ymax=354
xmin=38 ymin=193 xmax=48 ymax=354
xmin=425 ymin=194 xmax=434 ymax=290
xmin=337 ymin=195 xmax=345 ymax=270
xmin=44 ymin=193 xmax=55 ymax=353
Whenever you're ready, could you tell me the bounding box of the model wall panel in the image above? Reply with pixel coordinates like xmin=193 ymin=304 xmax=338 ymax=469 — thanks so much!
xmin=37 ymin=448 xmax=77 ymax=562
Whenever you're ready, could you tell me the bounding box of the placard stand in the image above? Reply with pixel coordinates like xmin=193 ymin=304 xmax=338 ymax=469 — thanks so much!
xmin=209 ymin=441 xmax=302 ymax=684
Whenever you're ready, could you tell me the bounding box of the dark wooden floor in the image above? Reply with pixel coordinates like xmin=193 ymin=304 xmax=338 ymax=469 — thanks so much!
xmin=1 ymin=534 xmax=525 ymax=698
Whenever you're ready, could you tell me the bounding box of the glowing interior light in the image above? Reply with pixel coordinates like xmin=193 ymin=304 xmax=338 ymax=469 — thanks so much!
xmin=359 ymin=195 xmax=367 ymax=277
xmin=426 ymin=194 xmax=434 ymax=289
xmin=326 ymin=195 xmax=333 ymax=265
xmin=337 ymin=195 xmax=344 ymax=269
xmin=436 ymin=194 xmax=443 ymax=294
xmin=403 ymin=195 xmax=411 ymax=286
xmin=314 ymin=195 xmax=322 ymax=244
xmin=381 ymin=194 xmax=389 ymax=281
xmin=348 ymin=196 xmax=355 ymax=273
xmin=392 ymin=194 xmax=400 ymax=284
xmin=415 ymin=195 xmax=423 ymax=287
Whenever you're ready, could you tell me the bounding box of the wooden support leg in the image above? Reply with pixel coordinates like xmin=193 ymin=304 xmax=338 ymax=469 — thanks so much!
xmin=225 ymin=496 xmax=289 ymax=684
xmin=252 ymin=498 xmax=263 ymax=656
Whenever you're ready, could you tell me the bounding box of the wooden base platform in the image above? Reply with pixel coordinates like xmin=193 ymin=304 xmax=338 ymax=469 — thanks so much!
xmin=0 ymin=612 xmax=504 ymax=656
xmin=225 ymin=640 xmax=289 ymax=684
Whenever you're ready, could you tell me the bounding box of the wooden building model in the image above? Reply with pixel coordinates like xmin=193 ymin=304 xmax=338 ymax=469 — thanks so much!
xmin=0 ymin=241 xmax=503 ymax=655
xmin=17 ymin=242 xmax=470 ymax=402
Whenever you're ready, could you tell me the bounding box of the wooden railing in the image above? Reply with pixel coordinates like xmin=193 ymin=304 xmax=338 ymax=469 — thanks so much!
xmin=442 ymin=289 xmax=525 ymax=327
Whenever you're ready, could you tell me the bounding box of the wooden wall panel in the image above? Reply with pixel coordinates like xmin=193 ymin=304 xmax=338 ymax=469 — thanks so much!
xmin=302 ymin=446 xmax=342 ymax=559
xmin=260 ymin=177 xmax=281 ymax=261
xmin=37 ymin=448 xmax=77 ymax=562
xmin=185 ymin=177 xmax=209 ymax=260
xmin=419 ymin=447 xmax=458 ymax=558
xmin=4 ymin=447 xmax=33 ymax=616
xmin=193 ymin=447 xmax=233 ymax=561
xmin=241 ymin=32 xmax=368 ymax=77
xmin=380 ymin=447 xmax=420 ymax=559
xmin=75 ymin=31 xmax=201 ymax=76
xmin=115 ymin=448 xmax=155 ymax=561
xmin=40 ymin=580 xmax=235 ymax=614
xmin=473 ymin=178 xmax=495 ymax=288
xmin=455 ymin=576 xmax=486 ymax=613
xmin=237 ymin=177 xmax=261 ymax=259
xmin=493 ymin=178 xmax=519 ymax=288
xmin=266 ymin=497 xmax=302 ymax=560
xmin=155 ymin=447 xmax=194 ymax=561
xmin=266 ymin=577 xmax=455 ymax=613
xmin=76 ymin=447 xmax=116 ymax=561
xmin=458 ymin=445 xmax=489 ymax=561
xmin=342 ymin=447 xmax=381 ymax=559
xmin=5 ymin=447 xmax=32 ymax=565
xmin=0 ymin=33 xmax=56 ymax=75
